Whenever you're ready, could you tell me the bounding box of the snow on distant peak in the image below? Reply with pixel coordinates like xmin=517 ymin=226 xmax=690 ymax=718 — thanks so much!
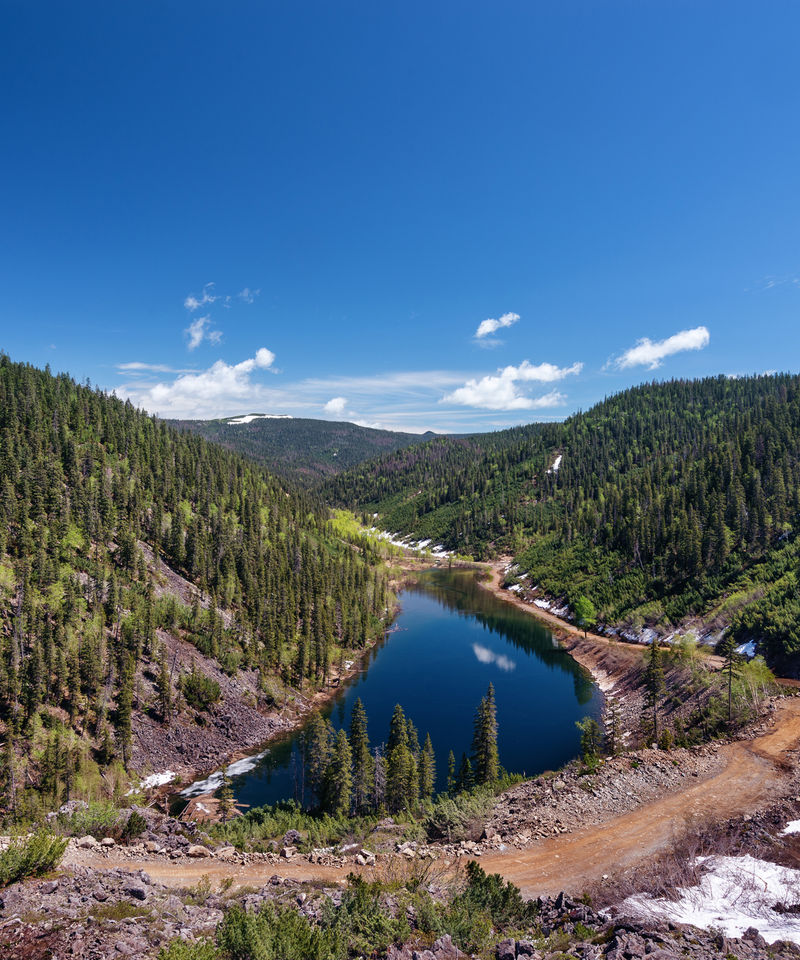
xmin=227 ymin=414 xmax=293 ymax=425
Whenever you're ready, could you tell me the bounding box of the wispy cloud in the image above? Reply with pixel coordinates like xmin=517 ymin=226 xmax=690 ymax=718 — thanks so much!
xmin=610 ymin=326 xmax=710 ymax=371
xmin=474 ymin=311 xmax=520 ymax=347
xmin=443 ymin=360 xmax=582 ymax=411
xmin=184 ymin=283 xmax=218 ymax=312
xmin=472 ymin=643 xmax=516 ymax=672
xmin=324 ymin=396 xmax=347 ymax=416
xmin=757 ymin=273 xmax=800 ymax=291
xmin=117 ymin=361 xmax=197 ymax=375
xmin=238 ymin=287 xmax=260 ymax=304
xmin=185 ymin=315 xmax=223 ymax=351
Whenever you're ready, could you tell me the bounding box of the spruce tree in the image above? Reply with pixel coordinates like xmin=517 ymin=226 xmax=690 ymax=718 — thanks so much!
xmin=643 ymin=638 xmax=665 ymax=743
xmin=420 ymin=733 xmax=436 ymax=799
xmin=324 ymin=729 xmax=353 ymax=815
xmin=349 ymin=698 xmax=373 ymax=813
xmin=471 ymin=683 xmax=499 ymax=785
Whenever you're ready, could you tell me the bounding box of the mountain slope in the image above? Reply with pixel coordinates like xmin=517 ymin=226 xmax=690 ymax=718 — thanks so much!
xmin=169 ymin=415 xmax=435 ymax=485
xmin=0 ymin=357 xmax=391 ymax=813
xmin=326 ymin=374 xmax=800 ymax=663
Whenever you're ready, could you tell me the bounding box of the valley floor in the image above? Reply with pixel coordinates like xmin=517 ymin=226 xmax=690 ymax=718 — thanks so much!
xmin=60 ymin=695 xmax=800 ymax=898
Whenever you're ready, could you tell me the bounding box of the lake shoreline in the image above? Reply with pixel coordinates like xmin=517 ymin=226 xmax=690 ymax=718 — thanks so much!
xmin=477 ymin=559 xmax=648 ymax=713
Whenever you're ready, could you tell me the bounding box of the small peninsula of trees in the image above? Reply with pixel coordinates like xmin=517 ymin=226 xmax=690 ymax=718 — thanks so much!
xmin=293 ymin=686 xmax=500 ymax=816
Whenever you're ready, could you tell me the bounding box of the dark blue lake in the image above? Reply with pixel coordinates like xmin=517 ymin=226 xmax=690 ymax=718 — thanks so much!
xmin=184 ymin=569 xmax=602 ymax=808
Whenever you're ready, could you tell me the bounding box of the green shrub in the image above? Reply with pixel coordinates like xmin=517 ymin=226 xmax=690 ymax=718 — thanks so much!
xmin=56 ymin=800 xmax=123 ymax=839
xmin=158 ymin=940 xmax=220 ymax=960
xmin=181 ymin=667 xmax=221 ymax=711
xmin=0 ymin=831 xmax=68 ymax=887
xmin=122 ymin=810 xmax=147 ymax=841
xmin=424 ymin=789 xmax=493 ymax=842
xmin=218 ymin=902 xmax=346 ymax=960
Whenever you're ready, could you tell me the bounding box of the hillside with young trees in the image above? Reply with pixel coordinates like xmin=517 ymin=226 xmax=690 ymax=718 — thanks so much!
xmin=324 ymin=374 xmax=800 ymax=665
xmin=0 ymin=356 xmax=392 ymax=818
xmin=169 ymin=415 xmax=436 ymax=485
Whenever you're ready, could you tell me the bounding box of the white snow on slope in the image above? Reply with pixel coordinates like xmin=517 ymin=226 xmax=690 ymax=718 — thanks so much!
xmin=227 ymin=414 xmax=293 ymax=424
xmin=181 ymin=750 xmax=269 ymax=798
xmin=548 ymin=454 xmax=562 ymax=474
xmin=620 ymin=855 xmax=800 ymax=945
xmin=783 ymin=821 xmax=800 ymax=836
xmin=126 ymin=770 xmax=176 ymax=794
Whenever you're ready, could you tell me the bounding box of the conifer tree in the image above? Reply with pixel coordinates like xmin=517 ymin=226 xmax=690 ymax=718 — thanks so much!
xmin=420 ymin=733 xmax=436 ymax=799
xmin=644 ymin=638 xmax=665 ymax=743
xmin=471 ymin=683 xmax=499 ymax=784
xmin=325 ymin=729 xmax=353 ymax=815
xmin=349 ymin=698 xmax=373 ymax=813
xmin=446 ymin=750 xmax=456 ymax=794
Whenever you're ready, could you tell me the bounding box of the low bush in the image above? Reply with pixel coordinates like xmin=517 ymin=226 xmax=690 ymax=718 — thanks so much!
xmin=424 ymin=788 xmax=494 ymax=842
xmin=0 ymin=830 xmax=68 ymax=887
xmin=181 ymin=667 xmax=221 ymax=711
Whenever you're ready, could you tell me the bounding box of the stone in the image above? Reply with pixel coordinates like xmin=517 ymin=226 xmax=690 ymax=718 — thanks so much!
xmin=40 ymin=880 xmax=59 ymax=894
xmin=187 ymin=844 xmax=211 ymax=858
xmin=516 ymin=940 xmax=537 ymax=956
xmin=496 ymin=938 xmax=516 ymax=960
xmin=123 ymin=881 xmax=149 ymax=901
xmin=145 ymin=840 xmax=162 ymax=853
xmin=100 ymin=837 xmax=116 ymax=847
xmin=77 ymin=835 xmax=99 ymax=849
xmin=281 ymin=846 xmax=297 ymax=859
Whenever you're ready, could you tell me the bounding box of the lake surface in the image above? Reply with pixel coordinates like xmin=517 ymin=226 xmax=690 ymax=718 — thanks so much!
xmin=185 ymin=568 xmax=602 ymax=809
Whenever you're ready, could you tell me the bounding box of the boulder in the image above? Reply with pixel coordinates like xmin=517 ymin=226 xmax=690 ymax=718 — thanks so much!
xmin=100 ymin=837 xmax=116 ymax=847
xmin=76 ymin=835 xmax=99 ymax=849
xmin=496 ymin=938 xmax=516 ymax=960
xmin=187 ymin=844 xmax=211 ymax=858
xmin=123 ymin=881 xmax=149 ymax=901
xmin=281 ymin=846 xmax=297 ymax=859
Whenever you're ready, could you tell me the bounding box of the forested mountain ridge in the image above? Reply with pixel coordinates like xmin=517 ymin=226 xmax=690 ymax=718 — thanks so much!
xmin=326 ymin=374 xmax=800 ymax=663
xmin=169 ymin=414 xmax=435 ymax=485
xmin=0 ymin=357 xmax=391 ymax=817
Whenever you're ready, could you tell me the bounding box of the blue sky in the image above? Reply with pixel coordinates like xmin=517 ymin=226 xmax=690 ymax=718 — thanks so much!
xmin=2 ymin=1 xmax=799 ymax=432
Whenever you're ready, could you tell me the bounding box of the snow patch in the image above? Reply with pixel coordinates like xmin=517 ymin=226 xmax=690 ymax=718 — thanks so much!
xmin=227 ymin=414 xmax=293 ymax=424
xmin=619 ymin=854 xmax=800 ymax=945
xmin=126 ymin=770 xmax=176 ymax=794
xmin=737 ymin=640 xmax=757 ymax=658
xmin=783 ymin=821 xmax=800 ymax=836
xmin=370 ymin=528 xmax=452 ymax=558
xmin=547 ymin=454 xmax=563 ymax=474
xmin=181 ymin=750 xmax=269 ymax=798
xmin=533 ymin=599 xmax=551 ymax=610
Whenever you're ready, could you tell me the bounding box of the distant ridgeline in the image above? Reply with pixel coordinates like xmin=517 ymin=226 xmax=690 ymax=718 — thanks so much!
xmin=168 ymin=414 xmax=434 ymax=485
xmin=324 ymin=374 xmax=800 ymax=666
xmin=0 ymin=356 xmax=391 ymax=815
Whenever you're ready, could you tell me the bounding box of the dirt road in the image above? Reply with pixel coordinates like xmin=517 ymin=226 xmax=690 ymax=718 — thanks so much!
xmin=66 ymin=697 xmax=800 ymax=897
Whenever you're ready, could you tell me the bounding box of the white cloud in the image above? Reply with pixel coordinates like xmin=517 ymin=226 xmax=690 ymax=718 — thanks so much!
xmin=185 ymin=315 xmax=223 ymax=351
xmin=324 ymin=396 xmax=348 ymax=415
xmin=122 ymin=348 xmax=277 ymax=418
xmin=475 ymin=311 xmax=520 ymax=340
xmin=611 ymin=326 xmax=710 ymax=370
xmin=184 ymin=283 xmax=218 ymax=312
xmin=117 ymin=362 xmax=197 ymax=374
xmin=443 ymin=360 xmax=582 ymax=411
xmin=238 ymin=287 xmax=260 ymax=304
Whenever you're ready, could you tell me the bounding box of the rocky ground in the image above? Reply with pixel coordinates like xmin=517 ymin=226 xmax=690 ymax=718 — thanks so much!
xmin=3 ymin=868 xmax=800 ymax=960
